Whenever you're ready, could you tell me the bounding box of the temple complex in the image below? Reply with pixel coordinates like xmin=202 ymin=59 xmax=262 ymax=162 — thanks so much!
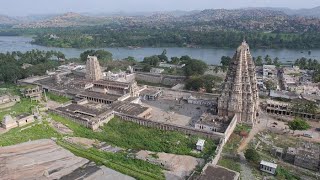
xmin=218 ymin=41 xmax=259 ymax=125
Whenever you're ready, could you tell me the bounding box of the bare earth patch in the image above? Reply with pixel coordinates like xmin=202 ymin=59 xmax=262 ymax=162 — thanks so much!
xmin=0 ymin=139 xmax=134 ymax=180
xmin=49 ymin=120 xmax=73 ymax=135
xmin=136 ymin=150 xmax=204 ymax=179
xmin=63 ymin=137 xmax=97 ymax=148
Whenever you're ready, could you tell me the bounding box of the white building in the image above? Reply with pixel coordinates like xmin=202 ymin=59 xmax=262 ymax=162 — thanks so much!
xmin=196 ymin=139 xmax=205 ymax=151
xmin=150 ymin=68 xmax=164 ymax=74
xmin=159 ymin=62 xmax=185 ymax=69
xmin=260 ymin=160 xmax=277 ymax=175
xmin=263 ymin=65 xmax=277 ymax=80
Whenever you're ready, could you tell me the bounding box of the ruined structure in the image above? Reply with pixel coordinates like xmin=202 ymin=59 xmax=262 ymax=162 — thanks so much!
xmin=86 ymin=55 xmax=103 ymax=81
xmin=20 ymin=85 xmax=42 ymax=101
xmin=218 ymin=41 xmax=259 ymax=125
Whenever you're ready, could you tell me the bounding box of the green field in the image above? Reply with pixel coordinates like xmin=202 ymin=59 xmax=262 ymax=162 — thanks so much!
xmin=58 ymin=141 xmax=165 ymax=180
xmin=217 ymin=156 xmax=241 ymax=173
xmin=0 ymin=98 xmax=38 ymax=120
xmin=0 ymin=121 xmax=60 ymax=147
xmin=46 ymin=92 xmax=71 ymax=103
xmin=49 ymin=113 xmax=217 ymax=160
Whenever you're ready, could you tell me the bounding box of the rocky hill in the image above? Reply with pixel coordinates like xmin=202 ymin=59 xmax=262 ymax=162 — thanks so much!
xmin=0 ymin=15 xmax=19 ymax=25
xmin=3 ymin=7 xmax=320 ymax=29
xmin=14 ymin=12 xmax=109 ymax=28
xmin=179 ymin=9 xmax=288 ymax=21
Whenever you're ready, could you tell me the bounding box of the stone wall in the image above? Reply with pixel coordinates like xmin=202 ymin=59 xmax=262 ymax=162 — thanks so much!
xmin=135 ymin=72 xmax=186 ymax=86
xmin=0 ymin=101 xmax=16 ymax=109
xmin=211 ymin=115 xmax=238 ymax=165
xmin=115 ymin=113 xmax=224 ymax=140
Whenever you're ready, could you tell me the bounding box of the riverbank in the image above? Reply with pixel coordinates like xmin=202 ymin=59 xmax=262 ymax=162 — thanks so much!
xmin=1 ymin=36 xmax=320 ymax=64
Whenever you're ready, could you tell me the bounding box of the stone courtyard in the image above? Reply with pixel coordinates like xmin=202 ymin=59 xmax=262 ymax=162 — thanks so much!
xmin=141 ymin=98 xmax=208 ymax=127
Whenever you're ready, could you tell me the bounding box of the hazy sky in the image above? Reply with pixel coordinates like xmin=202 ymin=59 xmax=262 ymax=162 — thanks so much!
xmin=2 ymin=0 xmax=320 ymax=16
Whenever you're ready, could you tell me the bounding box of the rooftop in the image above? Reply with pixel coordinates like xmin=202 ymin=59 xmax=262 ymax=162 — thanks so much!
xmin=260 ymin=160 xmax=277 ymax=169
xmin=196 ymin=139 xmax=205 ymax=146
xmin=78 ymin=91 xmax=121 ymax=102
xmin=112 ymin=102 xmax=151 ymax=116
xmin=94 ymin=80 xmax=131 ymax=88
xmin=139 ymin=88 xmax=162 ymax=96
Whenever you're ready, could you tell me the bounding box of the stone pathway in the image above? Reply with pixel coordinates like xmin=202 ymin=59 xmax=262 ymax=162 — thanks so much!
xmin=237 ymin=111 xmax=270 ymax=153
xmin=238 ymin=152 xmax=255 ymax=180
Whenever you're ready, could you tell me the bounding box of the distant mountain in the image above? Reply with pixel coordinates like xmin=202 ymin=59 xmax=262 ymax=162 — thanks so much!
xmin=3 ymin=7 xmax=320 ymax=28
xmin=248 ymin=6 xmax=320 ymax=18
xmin=283 ymin=6 xmax=320 ymax=18
xmin=0 ymin=15 xmax=19 ymax=25
xmin=85 ymin=10 xmax=200 ymax=17
xmin=14 ymin=12 xmax=109 ymax=28
xmin=179 ymin=9 xmax=288 ymax=21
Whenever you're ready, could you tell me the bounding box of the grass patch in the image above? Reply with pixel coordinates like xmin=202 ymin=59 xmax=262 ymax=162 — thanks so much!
xmin=0 ymin=98 xmax=38 ymax=120
xmin=0 ymin=121 xmax=61 ymax=147
xmin=234 ymin=124 xmax=251 ymax=134
xmin=0 ymin=83 xmax=21 ymax=96
xmin=49 ymin=113 xmax=217 ymax=160
xmin=276 ymin=166 xmax=300 ymax=180
xmin=223 ymin=124 xmax=251 ymax=154
xmin=217 ymin=156 xmax=241 ymax=172
xmin=46 ymin=92 xmax=71 ymax=103
xmin=58 ymin=141 xmax=165 ymax=180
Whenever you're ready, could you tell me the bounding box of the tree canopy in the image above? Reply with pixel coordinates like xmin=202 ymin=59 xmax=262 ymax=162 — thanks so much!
xmin=183 ymin=59 xmax=208 ymax=76
xmin=0 ymin=50 xmax=63 ymax=83
xmin=244 ymin=148 xmax=261 ymax=164
xmin=80 ymin=49 xmax=113 ymax=66
xmin=185 ymin=75 xmax=223 ymax=93
xmin=288 ymin=118 xmax=310 ymax=132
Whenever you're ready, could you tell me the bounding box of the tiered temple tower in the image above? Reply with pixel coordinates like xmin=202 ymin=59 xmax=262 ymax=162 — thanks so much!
xmin=218 ymin=41 xmax=259 ymax=125
xmin=86 ymin=55 xmax=103 ymax=81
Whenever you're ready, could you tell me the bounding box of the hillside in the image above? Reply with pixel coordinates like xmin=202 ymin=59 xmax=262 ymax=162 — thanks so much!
xmin=1 ymin=7 xmax=320 ymax=29
xmin=0 ymin=15 xmax=19 ymax=25
xmin=14 ymin=12 xmax=110 ymax=28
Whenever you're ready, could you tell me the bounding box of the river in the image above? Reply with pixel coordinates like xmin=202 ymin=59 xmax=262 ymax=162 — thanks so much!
xmin=1 ymin=36 xmax=320 ymax=65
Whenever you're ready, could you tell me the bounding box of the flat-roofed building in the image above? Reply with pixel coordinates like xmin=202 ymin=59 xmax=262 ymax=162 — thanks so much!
xmin=260 ymin=160 xmax=277 ymax=175
xmin=77 ymin=91 xmax=122 ymax=104
xmin=196 ymin=139 xmax=205 ymax=151
xmin=139 ymin=88 xmax=162 ymax=100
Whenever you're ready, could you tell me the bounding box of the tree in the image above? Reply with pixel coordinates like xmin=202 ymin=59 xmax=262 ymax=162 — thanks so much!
xmin=291 ymin=101 xmax=318 ymax=114
xmin=170 ymin=57 xmax=180 ymax=65
xmin=143 ymin=55 xmax=160 ymax=67
xmin=158 ymin=49 xmax=168 ymax=62
xmin=288 ymin=118 xmax=310 ymax=133
xmin=185 ymin=76 xmax=204 ymax=91
xmin=142 ymin=64 xmax=152 ymax=72
xmin=185 ymin=74 xmax=222 ymax=92
xmin=80 ymin=49 xmax=113 ymax=65
xmin=244 ymin=148 xmax=261 ymax=164
xmin=220 ymin=56 xmax=232 ymax=67
xmin=123 ymin=56 xmax=137 ymax=63
xmin=265 ymin=80 xmax=277 ymax=90
xmin=255 ymin=56 xmax=263 ymax=66
xmin=273 ymin=57 xmax=281 ymax=67
xmin=264 ymin=55 xmax=272 ymax=65
xmin=183 ymin=59 xmax=208 ymax=76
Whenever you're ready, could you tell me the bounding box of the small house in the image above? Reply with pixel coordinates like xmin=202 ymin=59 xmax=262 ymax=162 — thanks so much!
xmin=196 ymin=139 xmax=205 ymax=151
xmin=260 ymin=160 xmax=277 ymax=175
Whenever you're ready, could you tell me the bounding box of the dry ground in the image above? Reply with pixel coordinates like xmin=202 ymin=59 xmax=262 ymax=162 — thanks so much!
xmin=136 ymin=150 xmax=204 ymax=180
xmin=0 ymin=139 xmax=134 ymax=180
